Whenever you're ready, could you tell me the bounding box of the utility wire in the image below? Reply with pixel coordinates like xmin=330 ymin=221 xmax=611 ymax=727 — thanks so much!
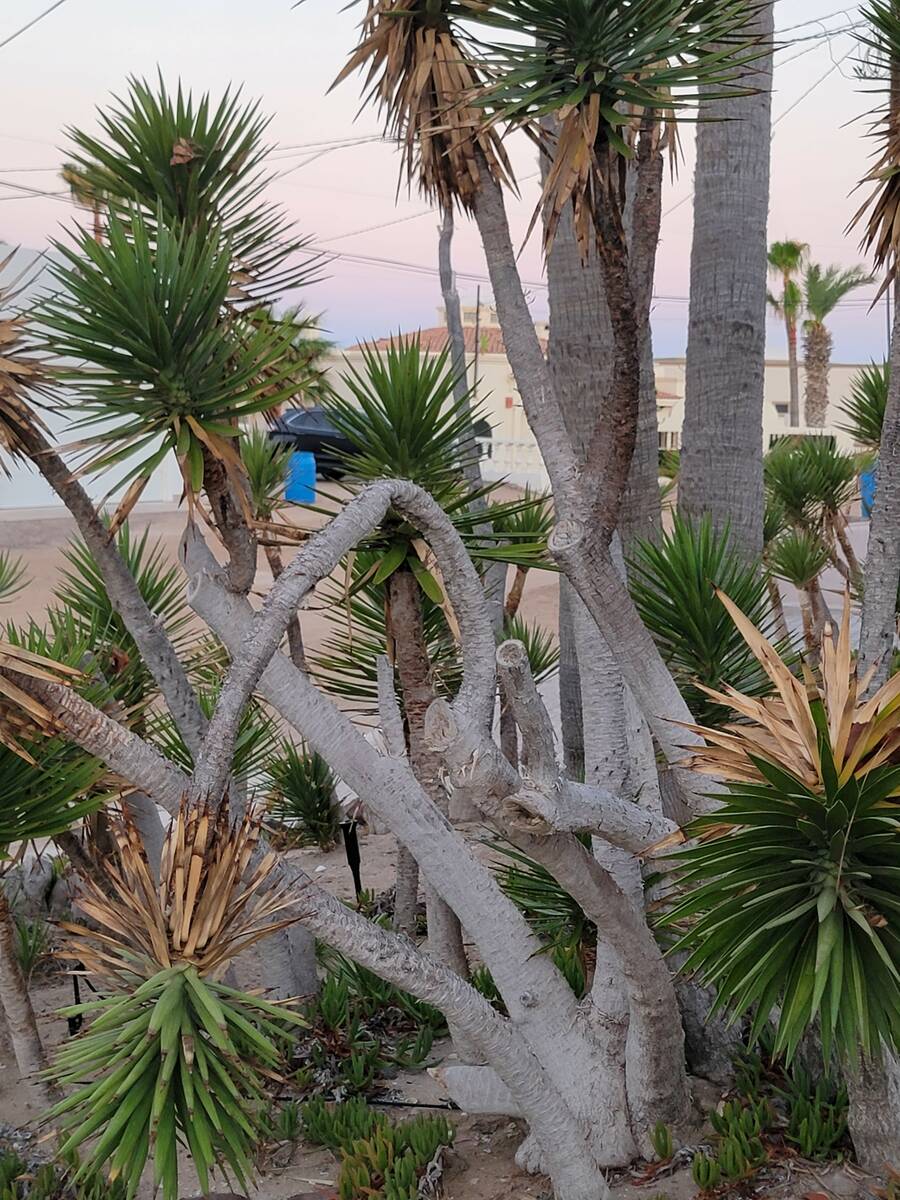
xmin=663 ymin=38 xmax=858 ymax=219
xmin=0 ymin=0 xmax=68 ymax=52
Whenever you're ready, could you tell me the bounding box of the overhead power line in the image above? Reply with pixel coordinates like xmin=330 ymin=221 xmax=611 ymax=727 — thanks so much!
xmin=0 ymin=0 xmax=69 ymax=52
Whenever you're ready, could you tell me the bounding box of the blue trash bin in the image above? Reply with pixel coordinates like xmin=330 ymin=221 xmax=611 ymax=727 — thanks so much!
xmin=286 ymin=450 xmax=316 ymax=503
xmin=860 ymin=462 xmax=877 ymax=518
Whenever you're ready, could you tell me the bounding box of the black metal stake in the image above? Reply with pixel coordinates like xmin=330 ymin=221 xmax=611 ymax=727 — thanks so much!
xmin=340 ymin=820 xmax=363 ymax=900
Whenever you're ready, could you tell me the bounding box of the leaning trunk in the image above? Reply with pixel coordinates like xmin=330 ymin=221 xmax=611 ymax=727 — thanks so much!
xmin=11 ymin=419 xmax=207 ymax=758
xmin=0 ymin=889 xmax=57 ymax=1108
xmin=680 ymin=2 xmax=774 ymax=560
xmin=803 ymin=322 xmax=833 ymax=427
xmin=859 ymin=297 xmax=900 ymax=690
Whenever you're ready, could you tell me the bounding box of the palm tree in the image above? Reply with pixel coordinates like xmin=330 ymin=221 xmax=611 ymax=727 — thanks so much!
xmin=839 ymin=361 xmax=889 ymax=449
xmin=802 ymin=263 xmax=871 ymax=426
xmin=59 ymin=161 xmax=104 ymax=243
xmin=767 ymin=239 xmax=809 ymax=427
xmin=680 ymin=2 xmax=775 ymax=560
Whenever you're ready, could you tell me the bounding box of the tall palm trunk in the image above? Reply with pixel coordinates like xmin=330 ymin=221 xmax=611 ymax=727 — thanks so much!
xmin=786 ymin=315 xmax=801 ymax=427
xmin=680 ymin=2 xmax=774 ymax=560
xmin=803 ymin=322 xmax=833 ymax=427
xmin=859 ymin=296 xmax=900 ymax=691
xmin=0 ymin=889 xmax=57 ymax=1108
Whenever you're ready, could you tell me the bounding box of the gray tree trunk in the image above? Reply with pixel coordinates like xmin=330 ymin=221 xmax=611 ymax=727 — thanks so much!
xmin=859 ymin=298 xmax=900 ymax=691
xmin=12 ymin=421 xmax=207 ymax=757
xmin=438 ymin=207 xmax=484 ymax=493
xmin=0 ymin=889 xmax=57 ymax=1109
xmin=680 ymin=3 xmax=775 ymax=560
xmin=846 ymin=1053 xmax=900 ymax=1173
xmin=387 ymin=568 xmax=469 ymax=982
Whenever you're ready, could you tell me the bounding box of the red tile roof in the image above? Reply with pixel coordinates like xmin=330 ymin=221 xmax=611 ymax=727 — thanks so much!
xmin=352 ymin=326 xmax=548 ymax=356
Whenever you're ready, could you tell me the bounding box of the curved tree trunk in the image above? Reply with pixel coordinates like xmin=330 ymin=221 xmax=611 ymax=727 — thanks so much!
xmin=804 ymin=323 xmax=833 ymax=427
xmin=680 ymin=2 xmax=774 ymax=560
xmin=859 ymin=298 xmax=900 ymax=691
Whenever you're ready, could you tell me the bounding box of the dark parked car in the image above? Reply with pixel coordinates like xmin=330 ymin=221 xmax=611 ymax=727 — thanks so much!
xmin=268 ymin=407 xmax=356 ymax=478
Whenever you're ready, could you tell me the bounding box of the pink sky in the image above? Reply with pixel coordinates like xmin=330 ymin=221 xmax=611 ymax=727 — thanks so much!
xmin=0 ymin=1 xmax=885 ymax=361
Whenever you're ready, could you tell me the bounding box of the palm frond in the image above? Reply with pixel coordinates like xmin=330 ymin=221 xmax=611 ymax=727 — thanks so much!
xmin=628 ymin=515 xmax=792 ymax=728
xmin=802 ymin=262 xmax=872 ymax=326
xmin=64 ymin=75 xmax=323 ymax=305
xmin=839 ymin=361 xmax=889 ymax=450
xmin=336 ymin=1 xmax=514 ymax=210
xmin=662 ymin=595 xmax=900 ymax=1064
xmin=470 ymin=0 xmax=764 ymax=254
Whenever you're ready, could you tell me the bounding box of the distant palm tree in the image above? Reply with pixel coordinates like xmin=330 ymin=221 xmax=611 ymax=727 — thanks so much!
xmin=802 ymin=262 xmax=871 ymax=425
xmin=767 ymin=239 xmax=808 ymax=427
xmin=59 ymin=161 xmax=104 ymax=243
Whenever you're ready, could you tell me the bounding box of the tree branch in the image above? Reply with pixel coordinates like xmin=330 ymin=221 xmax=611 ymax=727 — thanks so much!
xmin=11 ymin=418 xmax=207 ymax=756
xmin=186 ymin=479 xmax=497 ymax=802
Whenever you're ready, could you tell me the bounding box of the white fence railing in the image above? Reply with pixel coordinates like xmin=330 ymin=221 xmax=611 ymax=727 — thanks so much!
xmin=477 ymin=423 xmax=858 ymax=494
xmin=477 ymin=438 xmax=551 ymax=491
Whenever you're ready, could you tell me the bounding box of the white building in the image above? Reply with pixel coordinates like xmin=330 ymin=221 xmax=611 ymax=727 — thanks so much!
xmin=0 ymin=303 xmax=865 ymax=509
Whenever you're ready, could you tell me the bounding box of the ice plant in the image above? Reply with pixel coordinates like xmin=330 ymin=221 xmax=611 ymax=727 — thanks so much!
xmin=47 ymin=799 xmax=305 ymax=1200
xmin=662 ymin=593 xmax=900 ymax=1064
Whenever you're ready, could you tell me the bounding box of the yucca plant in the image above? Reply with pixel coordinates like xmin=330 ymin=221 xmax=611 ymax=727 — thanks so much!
xmin=767 ymin=528 xmax=833 ymax=657
xmin=0 ymin=552 xmax=26 ymax=605
xmin=241 ymin=427 xmax=292 ymax=524
xmin=63 ymin=76 xmax=319 ymax=306
xmin=628 ymin=515 xmax=790 ymax=728
xmin=146 ymin=681 xmax=280 ymax=789
xmin=54 ymin=524 xmax=195 ymax=710
xmin=267 ymin=741 xmax=340 ymax=851
xmin=490 ymin=489 xmax=554 ymax=621
xmin=309 ymin=562 xmax=460 ymax=715
xmin=840 ymin=361 xmax=889 ymax=451
xmin=40 ymin=211 xmax=299 ymax=522
xmin=0 ymin=250 xmax=54 ymax=473
xmin=469 ymin=0 xmax=759 ymax=251
xmin=661 ymin=594 xmax=900 ymax=1064
xmin=325 ymin=338 xmax=549 ymax=600
xmin=335 ymin=0 xmax=514 ymax=213
xmin=47 ymin=800 xmax=306 ymax=1200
